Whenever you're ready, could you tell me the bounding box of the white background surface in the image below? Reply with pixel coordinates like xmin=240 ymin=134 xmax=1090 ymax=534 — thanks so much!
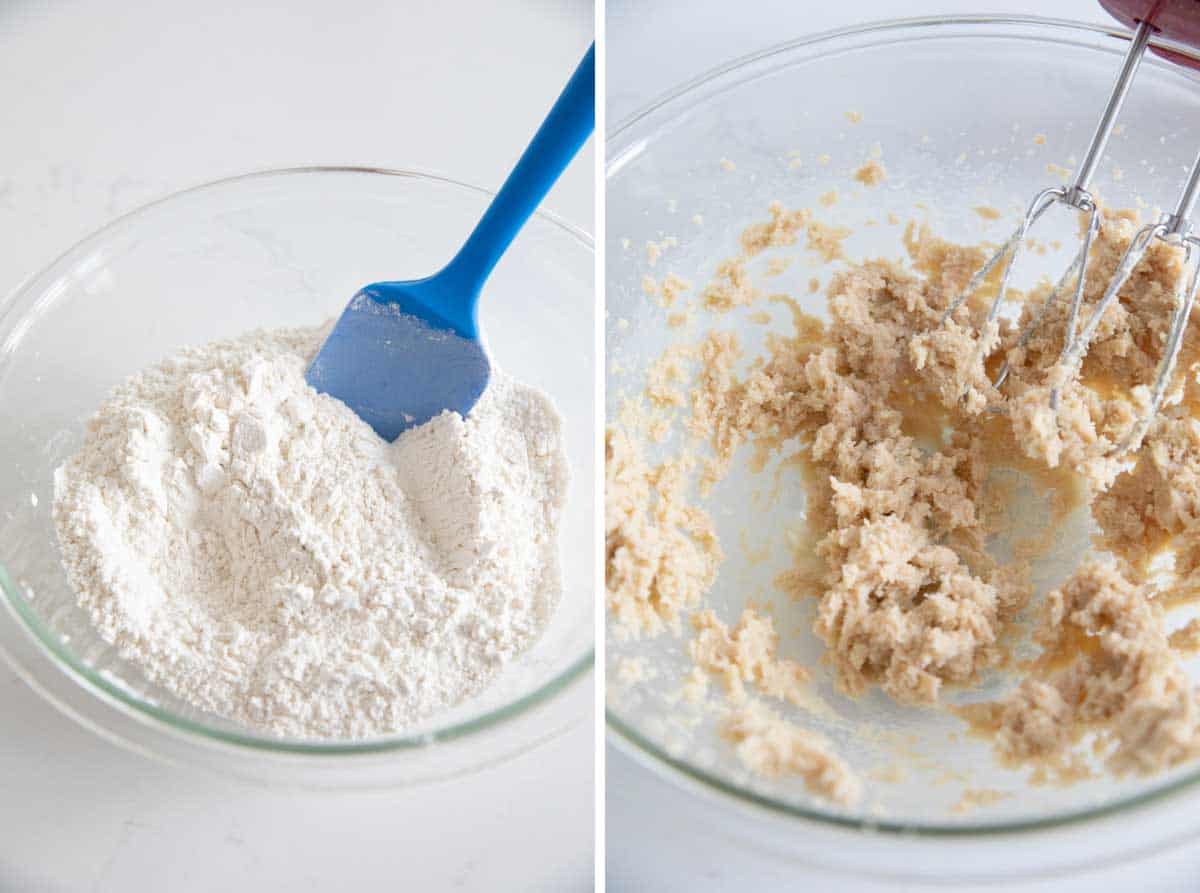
xmin=9 ymin=1 xmax=1200 ymax=890
xmin=0 ymin=1 xmax=594 ymax=891
xmin=606 ymin=1 xmax=1200 ymax=891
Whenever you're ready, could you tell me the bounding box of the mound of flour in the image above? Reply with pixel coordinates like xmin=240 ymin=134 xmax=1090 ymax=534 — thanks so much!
xmin=52 ymin=325 xmax=568 ymax=739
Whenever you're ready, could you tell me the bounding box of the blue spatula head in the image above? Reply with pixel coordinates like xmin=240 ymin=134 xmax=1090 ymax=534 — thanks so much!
xmin=305 ymin=47 xmax=594 ymax=442
xmin=305 ymin=281 xmax=490 ymax=442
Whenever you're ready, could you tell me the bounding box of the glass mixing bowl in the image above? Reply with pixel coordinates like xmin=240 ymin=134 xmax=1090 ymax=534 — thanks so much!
xmin=0 ymin=166 xmax=594 ymax=786
xmin=606 ymin=15 xmax=1200 ymax=880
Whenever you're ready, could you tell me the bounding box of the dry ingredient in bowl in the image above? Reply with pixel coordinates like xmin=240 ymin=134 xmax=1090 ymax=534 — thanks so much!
xmin=53 ymin=325 xmax=568 ymax=739
xmin=608 ymin=189 xmax=1200 ymax=806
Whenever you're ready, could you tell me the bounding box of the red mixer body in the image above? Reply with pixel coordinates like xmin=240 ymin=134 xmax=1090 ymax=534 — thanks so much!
xmin=1100 ymin=0 xmax=1200 ymax=68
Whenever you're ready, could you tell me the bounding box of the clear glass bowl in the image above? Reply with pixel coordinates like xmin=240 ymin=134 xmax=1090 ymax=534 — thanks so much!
xmin=606 ymin=15 xmax=1200 ymax=879
xmin=0 ymin=166 xmax=594 ymax=786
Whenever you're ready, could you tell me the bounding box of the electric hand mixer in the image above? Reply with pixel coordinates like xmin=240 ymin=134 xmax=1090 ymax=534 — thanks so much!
xmin=938 ymin=1 xmax=1200 ymax=454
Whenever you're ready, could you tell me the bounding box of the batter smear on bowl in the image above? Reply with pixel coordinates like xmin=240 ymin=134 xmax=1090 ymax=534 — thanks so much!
xmin=607 ymin=197 xmax=1200 ymax=805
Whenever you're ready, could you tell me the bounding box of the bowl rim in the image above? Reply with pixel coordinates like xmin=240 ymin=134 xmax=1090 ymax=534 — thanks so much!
xmin=0 ymin=164 xmax=595 ymax=757
xmin=605 ymin=14 xmax=1200 ymax=838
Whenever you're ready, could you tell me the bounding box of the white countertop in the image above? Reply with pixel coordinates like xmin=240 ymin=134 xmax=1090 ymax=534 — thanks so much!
xmin=0 ymin=2 xmax=594 ymax=890
xmin=606 ymin=1 xmax=1200 ymax=890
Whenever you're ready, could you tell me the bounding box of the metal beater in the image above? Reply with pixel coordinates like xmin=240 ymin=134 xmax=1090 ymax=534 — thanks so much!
xmin=936 ymin=3 xmax=1200 ymax=454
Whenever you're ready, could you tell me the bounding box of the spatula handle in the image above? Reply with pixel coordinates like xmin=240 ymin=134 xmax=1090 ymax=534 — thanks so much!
xmin=440 ymin=44 xmax=595 ymax=299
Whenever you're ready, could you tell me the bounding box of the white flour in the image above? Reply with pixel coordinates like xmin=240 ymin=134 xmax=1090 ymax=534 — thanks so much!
xmin=52 ymin=325 xmax=568 ymax=739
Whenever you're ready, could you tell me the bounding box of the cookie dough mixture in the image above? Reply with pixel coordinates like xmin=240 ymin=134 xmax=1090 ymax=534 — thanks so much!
xmin=54 ymin=325 xmax=568 ymax=739
xmin=608 ymin=194 xmax=1200 ymax=804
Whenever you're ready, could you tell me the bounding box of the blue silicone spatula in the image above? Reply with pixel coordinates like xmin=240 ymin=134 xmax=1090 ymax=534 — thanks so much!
xmin=306 ymin=45 xmax=594 ymax=441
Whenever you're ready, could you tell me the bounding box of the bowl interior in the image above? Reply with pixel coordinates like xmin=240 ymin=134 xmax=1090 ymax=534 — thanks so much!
xmin=606 ymin=19 xmax=1200 ymax=831
xmin=0 ymin=168 xmax=594 ymax=749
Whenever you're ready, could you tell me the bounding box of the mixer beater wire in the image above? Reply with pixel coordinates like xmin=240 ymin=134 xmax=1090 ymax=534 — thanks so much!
xmin=928 ymin=19 xmax=1200 ymax=455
